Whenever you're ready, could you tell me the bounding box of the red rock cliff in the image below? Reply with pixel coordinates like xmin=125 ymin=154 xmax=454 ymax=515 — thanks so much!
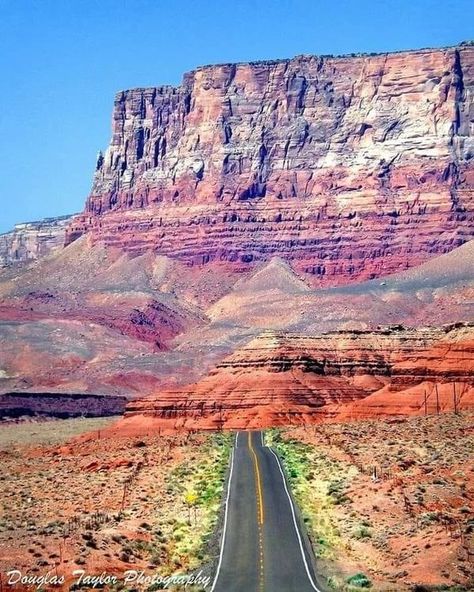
xmin=66 ymin=46 xmax=474 ymax=284
xmin=119 ymin=323 xmax=474 ymax=430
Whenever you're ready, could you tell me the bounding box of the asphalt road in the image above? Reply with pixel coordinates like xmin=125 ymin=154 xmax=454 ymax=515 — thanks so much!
xmin=211 ymin=431 xmax=325 ymax=592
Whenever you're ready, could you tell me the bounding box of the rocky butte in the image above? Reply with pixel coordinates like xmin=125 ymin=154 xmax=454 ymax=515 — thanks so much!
xmin=66 ymin=45 xmax=474 ymax=285
xmin=1 ymin=44 xmax=474 ymax=426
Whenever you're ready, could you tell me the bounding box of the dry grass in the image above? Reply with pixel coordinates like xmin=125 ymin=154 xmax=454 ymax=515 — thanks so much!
xmin=0 ymin=417 xmax=118 ymax=449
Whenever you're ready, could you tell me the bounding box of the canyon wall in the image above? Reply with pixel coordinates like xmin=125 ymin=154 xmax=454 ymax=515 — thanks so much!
xmin=0 ymin=215 xmax=74 ymax=267
xmin=66 ymin=45 xmax=474 ymax=284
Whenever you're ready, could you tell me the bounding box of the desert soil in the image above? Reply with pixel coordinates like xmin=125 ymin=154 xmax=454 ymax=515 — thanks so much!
xmin=0 ymin=418 xmax=231 ymax=591
xmin=271 ymin=412 xmax=474 ymax=591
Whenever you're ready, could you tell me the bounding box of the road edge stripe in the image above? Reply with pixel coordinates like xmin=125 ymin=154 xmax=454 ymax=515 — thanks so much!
xmin=268 ymin=447 xmax=324 ymax=592
xmin=210 ymin=447 xmax=235 ymax=592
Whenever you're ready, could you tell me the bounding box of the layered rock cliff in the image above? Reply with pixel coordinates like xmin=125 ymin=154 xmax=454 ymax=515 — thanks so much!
xmin=66 ymin=45 xmax=474 ymax=284
xmin=2 ymin=45 xmax=474 ymax=421
xmin=0 ymin=215 xmax=74 ymax=266
xmin=120 ymin=323 xmax=474 ymax=430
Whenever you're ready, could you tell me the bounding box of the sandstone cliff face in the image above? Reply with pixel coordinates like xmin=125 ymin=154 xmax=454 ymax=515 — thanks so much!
xmin=123 ymin=324 xmax=474 ymax=430
xmin=336 ymin=323 xmax=474 ymax=420
xmin=0 ymin=215 xmax=74 ymax=266
xmin=66 ymin=46 xmax=474 ymax=284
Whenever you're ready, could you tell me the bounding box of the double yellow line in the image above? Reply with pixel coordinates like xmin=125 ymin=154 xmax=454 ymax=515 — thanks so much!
xmin=248 ymin=432 xmax=265 ymax=525
xmin=248 ymin=432 xmax=265 ymax=590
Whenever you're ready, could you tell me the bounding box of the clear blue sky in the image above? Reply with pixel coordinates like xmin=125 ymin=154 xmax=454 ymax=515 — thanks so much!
xmin=0 ymin=0 xmax=472 ymax=233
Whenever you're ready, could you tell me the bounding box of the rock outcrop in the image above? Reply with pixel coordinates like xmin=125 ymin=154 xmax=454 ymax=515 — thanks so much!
xmin=66 ymin=45 xmax=474 ymax=285
xmin=120 ymin=323 xmax=474 ymax=430
xmin=0 ymin=237 xmax=205 ymax=351
xmin=336 ymin=323 xmax=474 ymax=420
xmin=0 ymin=392 xmax=126 ymax=419
xmin=0 ymin=215 xmax=74 ymax=266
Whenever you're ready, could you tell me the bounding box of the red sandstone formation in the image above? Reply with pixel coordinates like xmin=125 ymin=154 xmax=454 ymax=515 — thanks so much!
xmin=66 ymin=46 xmax=474 ymax=285
xmin=2 ymin=45 xmax=474 ymax=421
xmin=0 ymin=237 xmax=205 ymax=350
xmin=117 ymin=323 xmax=474 ymax=431
xmin=335 ymin=323 xmax=474 ymax=420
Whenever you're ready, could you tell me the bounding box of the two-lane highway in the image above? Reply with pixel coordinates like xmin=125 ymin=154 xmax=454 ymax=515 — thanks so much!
xmin=211 ymin=431 xmax=325 ymax=592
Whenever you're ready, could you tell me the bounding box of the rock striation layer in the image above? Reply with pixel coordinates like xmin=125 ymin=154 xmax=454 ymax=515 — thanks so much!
xmin=336 ymin=322 xmax=474 ymax=420
xmin=120 ymin=323 xmax=474 ymax=430
xmin=0 ymin=215 xmax=74 ymax=267
xmin=2 ymin=232 xmax=474 ymax=401
xmin=66 ymin=46 xmax=474 ymax=284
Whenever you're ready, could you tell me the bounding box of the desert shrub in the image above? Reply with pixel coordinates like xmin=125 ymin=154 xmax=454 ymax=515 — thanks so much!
xmin=85 ymin=538 xmax=98 ymax=549
xmin=354 ymin=526 xmax=372 ymax=539
xmin=328 ymin=480 xmax=343 ymax=496
xmin=420 ymin=511 xmax=439 ymax=525
xmin=347 ymin=572 xmax=372 ymax=588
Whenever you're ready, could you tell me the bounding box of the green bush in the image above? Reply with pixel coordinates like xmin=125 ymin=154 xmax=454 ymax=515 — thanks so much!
xmin=346 ymin=572 xmax=372 ymax=588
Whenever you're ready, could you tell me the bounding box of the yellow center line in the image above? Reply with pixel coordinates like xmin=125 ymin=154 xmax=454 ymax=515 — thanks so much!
xmin=248 ymin=432 xmax=265 ymax=524
xmin=248 ymin=431 xmax=265 ymax=591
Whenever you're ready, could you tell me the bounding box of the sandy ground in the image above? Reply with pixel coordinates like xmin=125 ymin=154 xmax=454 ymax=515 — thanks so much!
xmin=1 ymin=414 xmax=472 ymax=591
xmin=0 ymin=419 xmax=231 ymax=591
xmin=273 ymin=412 xmax=474 ymax=591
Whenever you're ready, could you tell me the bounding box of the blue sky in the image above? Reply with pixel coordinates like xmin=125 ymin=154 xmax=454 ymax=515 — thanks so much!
xmin=0 ymin=0 xmax=472 ymax=233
